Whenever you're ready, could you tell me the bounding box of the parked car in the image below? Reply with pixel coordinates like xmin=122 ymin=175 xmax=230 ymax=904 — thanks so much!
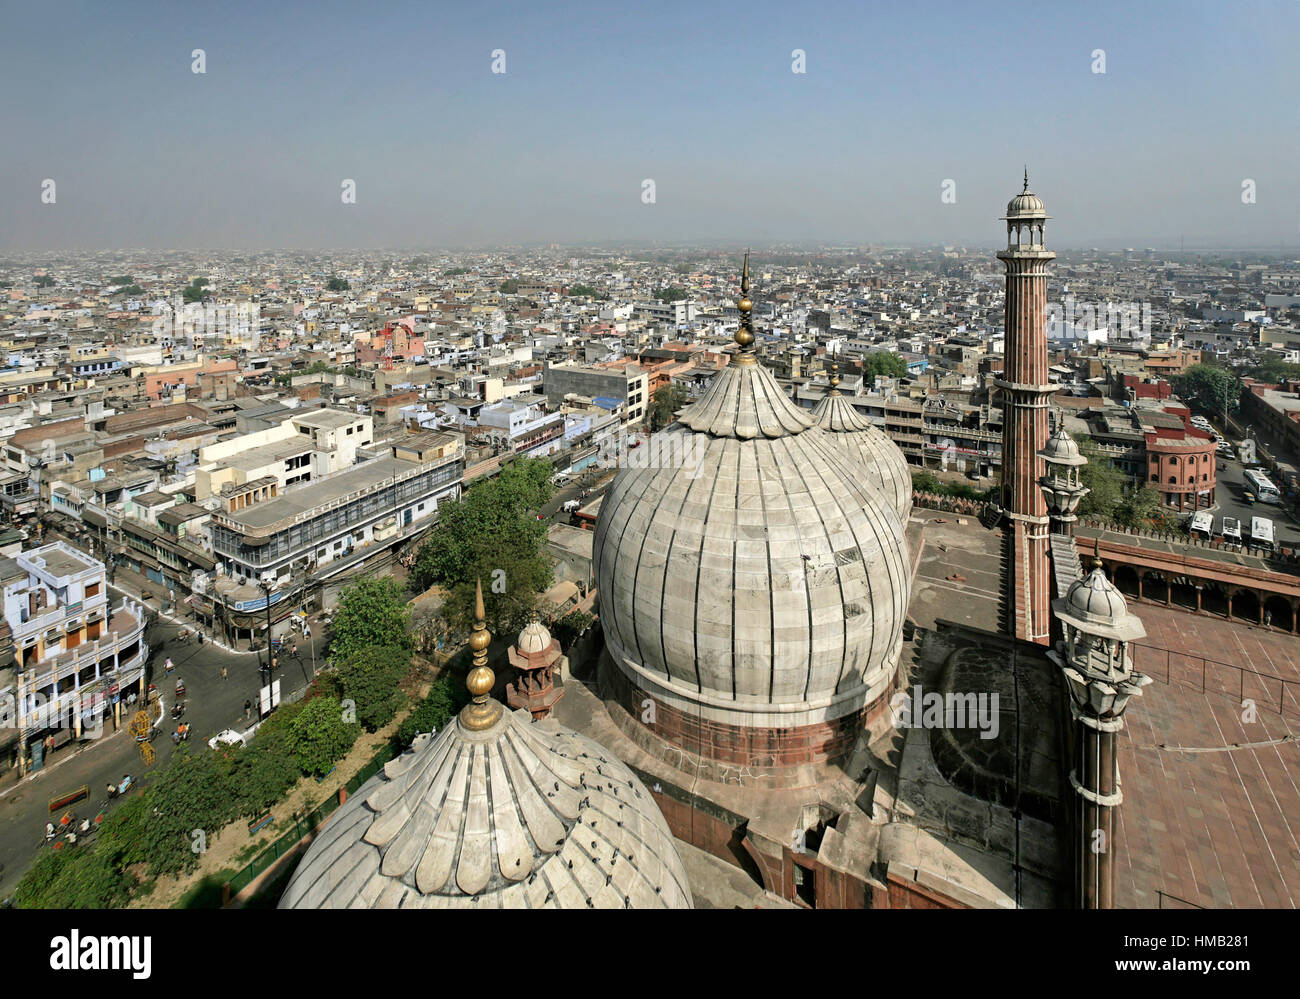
xmin=208 ymin=729 xmax=246 ymax=751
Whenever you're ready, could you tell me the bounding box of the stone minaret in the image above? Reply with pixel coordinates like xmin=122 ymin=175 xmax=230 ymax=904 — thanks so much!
xmin=997 ymin=171 xmax=1055 ymax=644
xmin=1049 ymin=547 xmax=1150 ymax=909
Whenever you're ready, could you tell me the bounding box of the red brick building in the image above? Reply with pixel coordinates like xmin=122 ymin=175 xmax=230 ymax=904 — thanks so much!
xmin=1140 ymin=406 xmax=1216 ymax=511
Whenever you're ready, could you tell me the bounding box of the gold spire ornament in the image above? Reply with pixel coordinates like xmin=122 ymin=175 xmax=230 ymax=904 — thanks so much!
xmin=460 ymin=578 xmax=503 ymax=731
xmin=733 ymin=249 xmax=755 ymax=361
xmin=829 ymin=359 xmax=840 ymax=395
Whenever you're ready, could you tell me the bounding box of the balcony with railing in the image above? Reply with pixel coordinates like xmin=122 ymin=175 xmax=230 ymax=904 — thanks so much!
xmin=16 ymin=598 xmax=146 ymax=696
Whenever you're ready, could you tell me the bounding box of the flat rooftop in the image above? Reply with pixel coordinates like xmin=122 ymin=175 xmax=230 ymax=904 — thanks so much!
xmin=222 ymin=436 xmax=314 ymax=472
xmin=219 ymin=456 xmax=433 ymax=531
xmin=20 ymin=542 xmax=98 ymax=579
xmin=292 ymin=409 xmax=360 ymax=430
xmin=1116 ymin=602 xmax=1300 ymax=908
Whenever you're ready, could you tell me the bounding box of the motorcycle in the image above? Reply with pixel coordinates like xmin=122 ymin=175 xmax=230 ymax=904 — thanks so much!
xmin=174 ymin=679 xmax=186 ymax=699
xmin=170 ymin=701 xmax=185 ymax=720
xmin=172 ymin=724 xmax=190 ymax=744
xmin=164 ymin=658 xmax=175 ymax=673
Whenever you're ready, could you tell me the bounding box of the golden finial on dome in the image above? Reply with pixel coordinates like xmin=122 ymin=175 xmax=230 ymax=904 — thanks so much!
xmin=460 ymin=577 xmax=502 ymax=731
xmin=829 ymin=358 xmax=841 ymax=395
xmin=734 ymin=249 xmax=755 ymax=359
xmin=1023 ymin=165 xmax=1030 ymax=192
xmin=1091 ymin=537 xmax=1103 ymax=572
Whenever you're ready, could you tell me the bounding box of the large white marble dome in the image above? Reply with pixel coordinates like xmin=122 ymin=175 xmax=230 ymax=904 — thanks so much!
xmin=594 ymin=300 xmax=912 ymax=734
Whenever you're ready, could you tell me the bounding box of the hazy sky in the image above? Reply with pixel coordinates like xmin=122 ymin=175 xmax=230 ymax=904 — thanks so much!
xmin=2 ymin=0 xmax=1296 ymax=250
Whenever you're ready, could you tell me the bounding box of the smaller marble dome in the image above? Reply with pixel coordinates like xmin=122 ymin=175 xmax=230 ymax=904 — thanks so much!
xmin=1058 ymin=561 xmax=1144 ymax=643
xmin=516 ymin=618 xmax=554 ymax=656
xmin=279 ymin=581 xmax=692 ymax=910
xmin=1064 ymin=567 xmax=1126 ymax=624
xmin=811 ymin=371 xmax=912 ymax=521
xmin=1040 ymin=426 xmax=1086 ymax=466
xmin=1004 ymin=171 xmax=1047 ymax=220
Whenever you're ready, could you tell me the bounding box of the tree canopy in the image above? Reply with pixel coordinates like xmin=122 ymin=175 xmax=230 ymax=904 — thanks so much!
xmin=329 ymin=576 xmax=413 ymax=661
xmin=326 ymin=277 xmax=349 ymax=292
xmin=328 ymin=644 xmax=411 ymax=731
xmin=287 ymin=696 xmax=359 ymax=779
xmin=654 ymin=287 xmax=688 ymax=303
xmin=1177 ymin=364 xmax=1241 ymax=417
xmin=411 ymin=457 xmax=554 ymax=636
xmin=860 ymin=351 xmax=909 ymax=381
xmin=498 ymin=279 xmax=519 ymax=294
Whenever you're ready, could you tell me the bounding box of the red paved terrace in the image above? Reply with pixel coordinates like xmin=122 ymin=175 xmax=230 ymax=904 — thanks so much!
xmin=1116 ymin=603 xmax=1300 ymax=908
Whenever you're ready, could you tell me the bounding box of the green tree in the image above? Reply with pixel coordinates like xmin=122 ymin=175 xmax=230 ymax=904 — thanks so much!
xmin=333 ymin=645 xmax=411 ymax=731
xmin=287 ymin=696 xmax=359 ymax=778
xmin=134 ymin=746 xmax=236 ymax=876
xmin=326 ymin=277 xmax=350 ymax=292
xmin=411 ymin=457 xmax=554 ymax=636
xmin=444 ymin=267 xmax=468 ymax=276
xmin=1178 ymin=364 xmax=1241 ymax=419
xmin=1115 ymin=484 xmax=1163 ymax=529
xmin=109 ymin=274 xmax=134 ymax=285
xmin=498 ymin=279 xmax=519 ymax=294
xmin=648 ymin=383 xmax=689 ymax=431
xmin=861 ymin=351 xmax=909 ymax=381
xmin=1249 ymin=359 xmax=1300 ymax=384
xmin=182 ymin=283 xmax=205 ymax=303
xmin=34 ymin=275 xmax=55 ymax=287
xmin=329 ymin=576 xmax=413 ymax=661
xmin=911 ymin=471 xmax=942 ymax=494
xmin=567 ymin=284 xmax=599 ymax=298
xmin=654 ymin=287 xmax=688 ymax=303
xmin=552 ymin=609 xmax=593 ymax=649
xmin=1075 ymin=436 xmax=1126 ymax=520
xmin=13 ymin=845 xmax=132 ymax=909
xmin=225 ymin=726 xmax=302 ymax=817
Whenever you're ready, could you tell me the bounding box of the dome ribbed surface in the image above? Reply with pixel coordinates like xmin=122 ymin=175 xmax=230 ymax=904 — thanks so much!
xmin=595 ymin=356 xmax=910 ymax=719
xmin=1005 ymin=189 xmax=1046 ymax=219
xmin=517 ymin=619 xmax=554 ymax=655
xmin=279 ymin=709 xmax=692 ymax=909
xmin=677 ymin=360 xmax=814 ymax=439
xmin=1040 ymin=426 xmax=1086 ymax=466
xmin=811 ymin=393 xmax=913 ymax=521
xmin=1064 ymin=567 xmax=1127 ymax=626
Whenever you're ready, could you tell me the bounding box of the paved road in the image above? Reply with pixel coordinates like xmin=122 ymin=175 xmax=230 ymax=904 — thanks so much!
xmin=0 ymin=605 xmax=325 ymax=900
xmin=1207 ymin=456 xmax=1299 ymax=547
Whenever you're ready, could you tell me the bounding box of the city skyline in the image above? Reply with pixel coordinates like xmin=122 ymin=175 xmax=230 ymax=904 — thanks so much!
xmin=2 ymin=0 xmax=1297 ymax=251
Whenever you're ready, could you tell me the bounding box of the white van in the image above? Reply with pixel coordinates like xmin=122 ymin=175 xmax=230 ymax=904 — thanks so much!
xmin=1189 ymin=510 xmax=1214 ymax=540
xmin=1250 ymin=516 xmax=1275 ymax=552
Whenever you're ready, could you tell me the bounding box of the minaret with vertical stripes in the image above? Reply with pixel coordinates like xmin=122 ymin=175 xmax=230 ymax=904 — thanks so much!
xmin=997 ymin=171 xmax=1055 ymax=645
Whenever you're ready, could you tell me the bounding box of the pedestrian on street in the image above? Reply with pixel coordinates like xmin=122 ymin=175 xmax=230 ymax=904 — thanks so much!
xmin=244 ymin=699 xmax=252 ymax=721
xmin=221 ymin=665 xmax=228 ymax=681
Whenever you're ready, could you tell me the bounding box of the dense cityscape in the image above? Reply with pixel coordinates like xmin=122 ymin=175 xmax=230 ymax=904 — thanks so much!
xmin=0 ymin=4 xmax=1293 ymax=982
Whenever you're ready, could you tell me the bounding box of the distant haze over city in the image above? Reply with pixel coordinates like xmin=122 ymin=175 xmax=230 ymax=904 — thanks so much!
xmin=2 ymin=0 xmax=1297 ymax=251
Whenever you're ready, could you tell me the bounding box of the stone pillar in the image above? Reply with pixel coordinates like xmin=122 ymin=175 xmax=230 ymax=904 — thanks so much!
xmin=1071 ymin=704 xmax=1123 ymax=908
